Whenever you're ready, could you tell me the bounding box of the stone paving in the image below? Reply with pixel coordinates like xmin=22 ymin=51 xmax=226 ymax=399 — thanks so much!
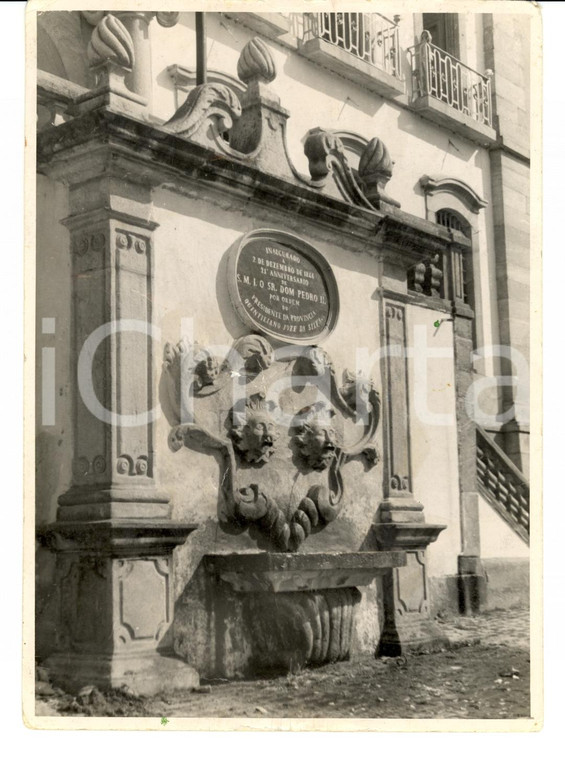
xmin=35 ymin=606 xmax=531 ymax=720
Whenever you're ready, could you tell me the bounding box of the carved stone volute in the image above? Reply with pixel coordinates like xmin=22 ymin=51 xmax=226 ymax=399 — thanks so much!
xmin=304 ymin=128 xmax=347 ymax=182
xmin=303 ymin=128 xmax=373 ymax=208
xmin=164 ymin=83 xmax=242 ymax=147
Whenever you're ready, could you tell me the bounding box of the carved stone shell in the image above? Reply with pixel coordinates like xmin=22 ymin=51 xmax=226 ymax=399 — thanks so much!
xmin=358 ymin=137 xmax=393 ymax=178
xmin=237 ymin=37 xmax=276 ymax=84
xmin=87 ymin=13 xmax=135 ymax=70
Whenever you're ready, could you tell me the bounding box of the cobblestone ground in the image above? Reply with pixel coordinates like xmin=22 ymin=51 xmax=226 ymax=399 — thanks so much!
xmin=35 ymin=607 xmax=530 ymax=720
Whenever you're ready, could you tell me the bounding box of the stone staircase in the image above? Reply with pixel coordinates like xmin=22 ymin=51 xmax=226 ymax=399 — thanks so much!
xmin=476 ymin=425 xmax=530 ymax=544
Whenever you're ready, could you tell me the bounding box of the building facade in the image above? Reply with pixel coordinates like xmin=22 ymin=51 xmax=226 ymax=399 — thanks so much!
xmin=34 ymin=7 xmax=534 ymax=694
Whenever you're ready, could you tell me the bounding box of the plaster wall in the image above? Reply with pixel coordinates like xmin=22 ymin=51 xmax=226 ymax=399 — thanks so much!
xmin=478 ymin=494 xmax=530 ymax=559
xmin=151 ymin=12 xmax=501 ymax=366
xmin=151 ymin=187 xmax=387 ymax=673
xmin=405 ymin=305 xmax=461 ymax=579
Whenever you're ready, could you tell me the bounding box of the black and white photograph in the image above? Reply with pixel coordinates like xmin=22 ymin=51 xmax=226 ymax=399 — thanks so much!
xmin=26 ymin=0 xmax=542 ymax=730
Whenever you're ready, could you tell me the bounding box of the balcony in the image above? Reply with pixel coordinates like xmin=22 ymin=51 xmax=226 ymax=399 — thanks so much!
xmin=298 ymin=12 xmax=404 ymax=98
xmin=410 ymin=31 xmax=496 ymax=145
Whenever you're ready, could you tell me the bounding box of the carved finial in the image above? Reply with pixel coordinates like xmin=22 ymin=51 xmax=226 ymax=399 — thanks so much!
xmin=358 ymin=138 xmax=393 ymax=179
xmin=358 ymin=137 xmax=400 ymax=209
xmin=87 ymin=13 xmax=134 ymax=70
xmin=156 ymin=12 xmax=180 ymax=28
xmin=237 ymin=37 xmax=276 ymax=84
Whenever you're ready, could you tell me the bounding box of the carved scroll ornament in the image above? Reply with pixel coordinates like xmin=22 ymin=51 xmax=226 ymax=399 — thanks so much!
xmin=163 ymin=334 xmax=381 ymax=552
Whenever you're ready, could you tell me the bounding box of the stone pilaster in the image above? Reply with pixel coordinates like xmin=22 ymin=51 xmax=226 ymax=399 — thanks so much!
xmin=57 ymin=180 xmax=168 ymax=521
xmin=373 ymin=297 xmax=448 ymax=655
xmin=37 ymin=151 xmax=199 ymax=695
xmin=452 ymin=300 xmax=487 ymax=613
xmin=38 ymin=521 xmax=199 ymax=695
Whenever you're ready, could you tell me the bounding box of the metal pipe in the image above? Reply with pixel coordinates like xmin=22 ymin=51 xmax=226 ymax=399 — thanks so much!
xmin=195 ymin=12 xmax=207 ymax=85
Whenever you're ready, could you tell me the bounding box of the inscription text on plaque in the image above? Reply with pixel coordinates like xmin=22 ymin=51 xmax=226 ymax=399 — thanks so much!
xmin=227 ymin=230 xmax=339 ymax=344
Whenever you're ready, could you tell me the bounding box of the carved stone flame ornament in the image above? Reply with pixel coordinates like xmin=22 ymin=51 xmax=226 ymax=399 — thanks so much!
xmin=87 ymin=14 xmax=135 ymax=70
xmin=163 ymin=329 xmax=381 ymax=553
xmin=237 ymin=37 xmax=277 ymax=84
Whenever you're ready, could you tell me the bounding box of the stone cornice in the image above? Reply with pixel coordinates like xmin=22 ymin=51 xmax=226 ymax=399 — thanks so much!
xmin=37 ymin=107 xmax=464 ymax=267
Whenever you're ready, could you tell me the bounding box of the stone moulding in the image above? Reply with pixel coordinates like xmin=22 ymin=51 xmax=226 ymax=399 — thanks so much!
xmin=419 ymin=175 xmax=488 ymax=214
xmin=36 ymin=106 xmax=455 ymax=266
xmin=163 ymin=333 xmax=381 ymax=553
xmin=205 ymin=551 xmax=406 ymax=593
xmin=161 ymin=35 xmax=399 ymax=211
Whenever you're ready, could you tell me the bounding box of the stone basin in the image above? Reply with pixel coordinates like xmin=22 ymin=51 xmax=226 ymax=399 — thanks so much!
xmin=205 ymin=550 xmax=406 ymax=594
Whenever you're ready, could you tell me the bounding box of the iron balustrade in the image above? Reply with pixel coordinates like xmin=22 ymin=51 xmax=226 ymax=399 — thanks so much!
xmin=302 ymin=12 xmax=401 ymax=78
xmin=412 ymin=31 xmax=493 ymax=127
xmin=476 ymin=426 xmax=529 ymax=543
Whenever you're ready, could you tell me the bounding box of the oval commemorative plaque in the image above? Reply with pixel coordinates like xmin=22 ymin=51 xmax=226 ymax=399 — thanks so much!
xmin=227 ymin=230 xmax=339 ymax=344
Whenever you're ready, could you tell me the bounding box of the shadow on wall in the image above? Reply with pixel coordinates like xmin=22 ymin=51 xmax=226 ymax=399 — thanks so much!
xmin=36 ymin=430 xmax=70 ymax=526
xmin=35 ymin=544 xmax=59 ymax=661
xmin=38 ymin=11 xmax=92 ymax=88
xmin=396 ymin=108 xmax=479 ymax=162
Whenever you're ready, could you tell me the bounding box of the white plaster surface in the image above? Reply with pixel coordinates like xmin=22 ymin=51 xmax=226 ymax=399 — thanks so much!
xmin=478 ymin=493 xmax=530 ymax=559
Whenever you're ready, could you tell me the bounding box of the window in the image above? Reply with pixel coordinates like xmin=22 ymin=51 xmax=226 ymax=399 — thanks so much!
xmin=422 ymin=13 xmax=460 ymax=58
xmin=436 ymin=209 xmax=473 ymax=308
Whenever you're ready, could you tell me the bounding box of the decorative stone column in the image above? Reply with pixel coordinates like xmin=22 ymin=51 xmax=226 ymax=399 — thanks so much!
xmin=373 ymin=299 xmax=448 ymax=655
xmin=37 ymin=119 xmax=199 ymax=695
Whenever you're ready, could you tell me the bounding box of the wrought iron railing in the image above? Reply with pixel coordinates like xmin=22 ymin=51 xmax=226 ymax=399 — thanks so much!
xmin=476 ymin=426 xmax=529 ymax=543
xmin=302 ymin=12 xmax=401 ymax=78
xmin=411 ymin=31 xmax=493 ymax=127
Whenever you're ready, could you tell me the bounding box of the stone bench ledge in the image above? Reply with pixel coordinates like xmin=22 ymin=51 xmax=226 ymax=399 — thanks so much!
xmin=205 ymin=550 xmax=406 ymax=593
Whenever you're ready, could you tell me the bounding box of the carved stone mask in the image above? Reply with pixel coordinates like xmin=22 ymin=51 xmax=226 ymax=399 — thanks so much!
xmin=295 ymin=420 xmax=338 ymax=471
xmin=230 ymin=396 xmax=280 ymax=464
xmin=194 ymin=354 xmax=220 ymax=389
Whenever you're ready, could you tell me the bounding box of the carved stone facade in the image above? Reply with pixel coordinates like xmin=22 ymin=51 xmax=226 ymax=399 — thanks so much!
xmin=164 ymin=333 xmax=381 ymax=553
xmin=34 ymin=9 xmax=532 ymax=695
